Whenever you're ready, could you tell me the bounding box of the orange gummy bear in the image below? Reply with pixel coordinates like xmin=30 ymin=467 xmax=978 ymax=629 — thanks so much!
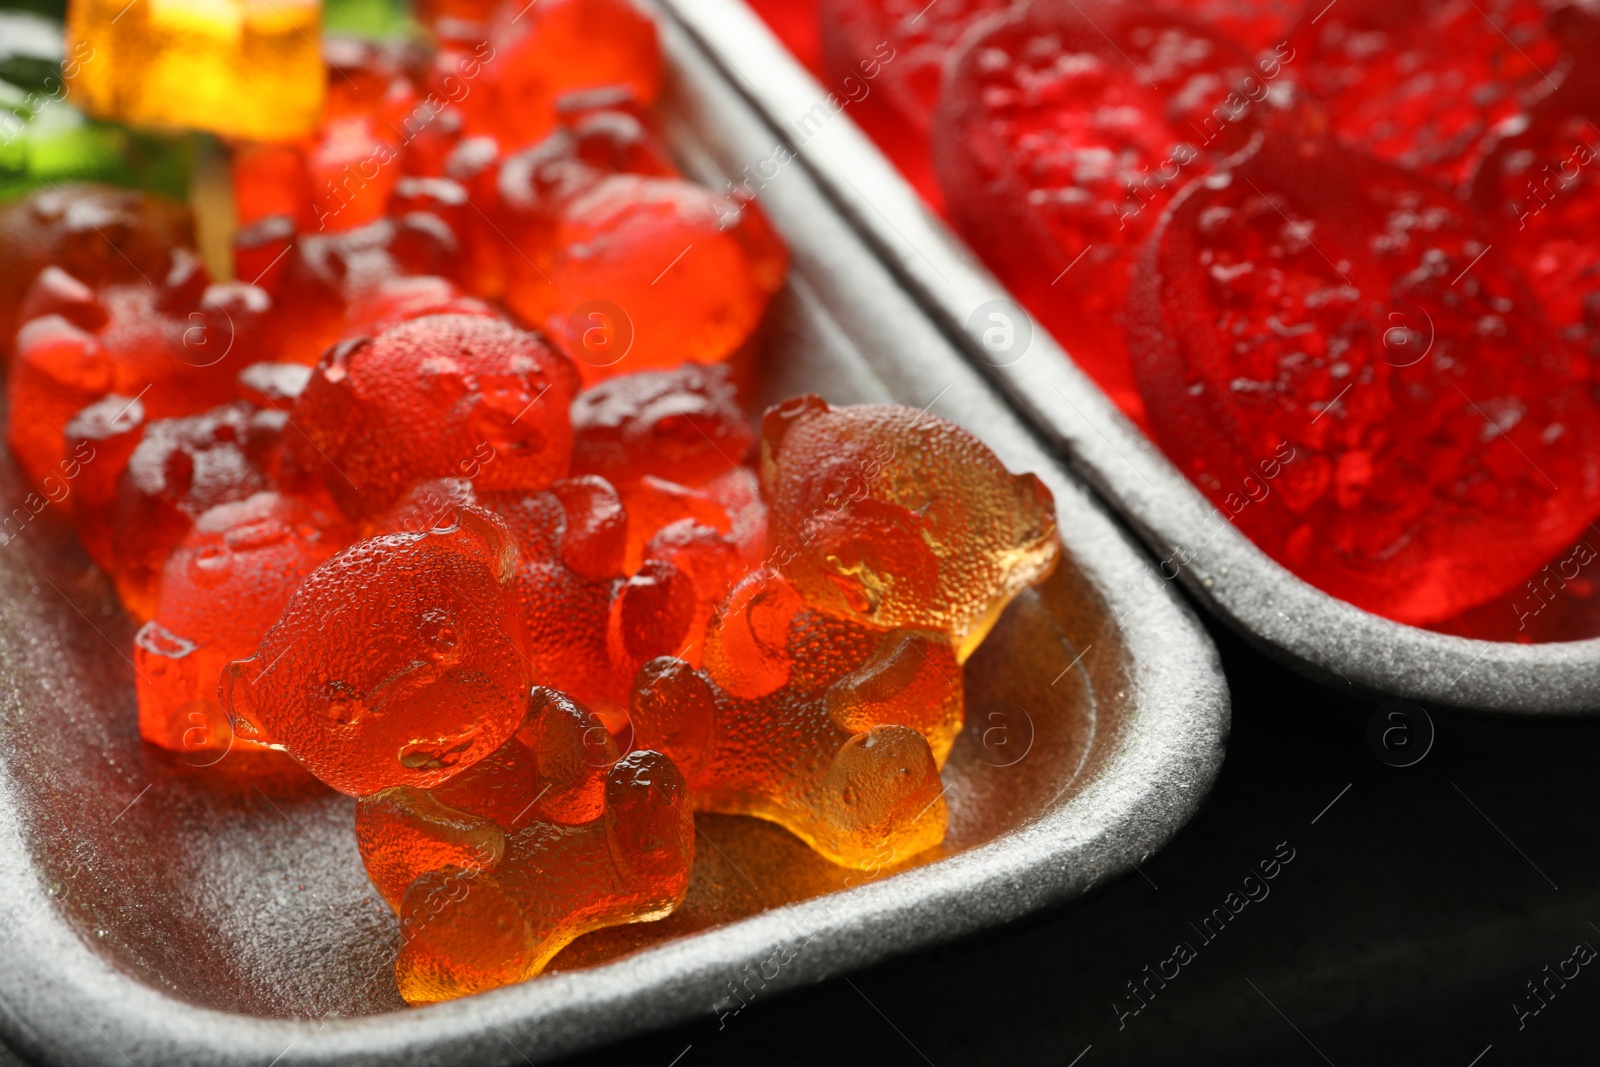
xmin=222 ymin=506 xmax=530 ymax=796
xmin=135 ymin=491 xmax=345 ymax=754
xmin=355 ymin=688 xmax=693 ymax=1003
xmin=629 ymin=571 xmax=961 ymax=869
xmin=760 ymin=397 xmax=1060 ymax=661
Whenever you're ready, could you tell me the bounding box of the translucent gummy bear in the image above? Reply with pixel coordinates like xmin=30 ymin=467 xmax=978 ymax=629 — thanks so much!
xmin=64 ymin=0 xmax=325 ymax=141
xmin=135 ymin=491 xmax=344 ymax=753
xmin=356 ymin=688 xmax=693 ymax=1003
xmin=223 ymin=506 xmax=531 ymax=796
xmin=629 ymin=571 xmax=962 ymax=869
xmin=759 ymin=396 xmax=1059 ymax=661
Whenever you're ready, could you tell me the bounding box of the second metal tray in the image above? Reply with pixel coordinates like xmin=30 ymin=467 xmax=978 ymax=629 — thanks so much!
xmin=670 ymin=0 xmax=1600 ymax=715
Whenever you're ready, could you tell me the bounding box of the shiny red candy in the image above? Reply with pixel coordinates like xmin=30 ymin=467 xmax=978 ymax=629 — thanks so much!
xmin=290 ymin=313 xmax=579 ymax=519
xmin=933 ymin=1 xmax=1267 ymax=422
xmin=111 ymin=401 xmax=288 ymax=619
xmin=135 ymin=491 xmax=345 ymax=753
xmin=571 ymin=363 xmax=753 ymax=489
xmin=222 ymin=506 xmax=530 ymax=796
xmin=1132 ymin=136 xmax=1600 ymax=624
xmin=1294 ymin=0 xmax=1565 ymax=188
xmin=817 ymin=0 xmax=1007 ymax=208
xmin=7 ymin=254 xmax=256 ymax=497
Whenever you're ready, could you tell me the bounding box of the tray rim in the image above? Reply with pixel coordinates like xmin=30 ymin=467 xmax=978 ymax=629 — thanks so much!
xmin=674 ymin=0 xmax=1600 ymax=716
xmin=0 ymin=10 xmax=1229 ymax=1067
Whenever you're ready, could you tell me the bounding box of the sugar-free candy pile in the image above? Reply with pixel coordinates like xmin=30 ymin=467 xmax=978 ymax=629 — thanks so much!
xmin=0 ymin=0 xmax=1061 ymax=1003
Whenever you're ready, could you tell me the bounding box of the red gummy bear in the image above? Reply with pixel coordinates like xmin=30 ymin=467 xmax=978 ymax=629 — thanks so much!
xmin=7 ymin=253 xmax=257 ymax=496
xmin=1131 ymin=134 xmax=1600 ymax=624
xmin=0 ymin=184 xmax=192 ymax=366
xmin=111 ymin=401 xmax=287 ymax=619
xmin=291 ymin=313 xmax=579 ymax=519
xmin=486 ymin=0 xmax=663 ymax=147
xmin=222 ymin=506 xmax=530 ymax=796
xmin=570 ymin=363 xmax=753 ymax=490
xmin=508 ymin=175 xmax=784 ymax=384
xmin=933 ymin=0 xmax=1270 ymax=422
xmin=63 ymin=392 xmax=146 ymax=566
xmin=134 ymin=491 xmax=345 ymax=754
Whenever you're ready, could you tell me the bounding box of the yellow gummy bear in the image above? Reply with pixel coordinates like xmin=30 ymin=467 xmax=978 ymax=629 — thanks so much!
xmin=65 ymin=0 xmax=324 ymax=142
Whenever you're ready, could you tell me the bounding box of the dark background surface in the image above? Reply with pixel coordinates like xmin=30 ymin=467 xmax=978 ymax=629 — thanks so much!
xmin=552 ymin=616 xmax=1600 ymax=1067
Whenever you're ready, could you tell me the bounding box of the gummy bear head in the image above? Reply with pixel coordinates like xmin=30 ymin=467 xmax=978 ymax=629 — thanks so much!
xmin=222 ymin=505 xmax=531 ymax=796
xmin=759 ymin=396 xmax=1059 ymax=661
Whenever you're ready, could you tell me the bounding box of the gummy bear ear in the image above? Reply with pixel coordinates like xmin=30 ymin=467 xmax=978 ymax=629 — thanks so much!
xmin=219 ymin=657 xmax=276 ymax=747
xmin=316 ymin=335 xmax=371 ymax=384
xmin=448 ymin=504 xmax=521 ymax=582
xmin=758 ymin=393 xmax=829 ymax=482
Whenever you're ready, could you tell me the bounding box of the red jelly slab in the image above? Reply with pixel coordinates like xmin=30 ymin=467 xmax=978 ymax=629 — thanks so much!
xmin=818 ymin=0 xmax=1008 ymax=209
xmin=1131 ymin=134 xmax=1600 ymax=625
xmin=934 ymin=0 xmax=1274 ymax=423
xmin=1291 ymin=0 xmax=1566 ymax=188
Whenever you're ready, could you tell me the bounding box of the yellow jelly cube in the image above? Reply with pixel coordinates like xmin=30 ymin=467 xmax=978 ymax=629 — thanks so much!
xmin=64 ymin=0 xmax=324 ymax=142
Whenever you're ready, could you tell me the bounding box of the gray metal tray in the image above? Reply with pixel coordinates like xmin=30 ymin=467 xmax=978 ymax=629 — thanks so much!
xmin=0 ymin=11 xmax=1227 ymax=1067
xmin=668 ymin=0 xmax=1600 ymax=715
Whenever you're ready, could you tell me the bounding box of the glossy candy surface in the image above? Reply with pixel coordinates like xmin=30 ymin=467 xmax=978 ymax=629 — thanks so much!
xmin=1132 ymin=136 xmax=1600 ymax=624
xmin=290 ymin=313 xmax=579 ymax=519
xmin=760 ymin=396 xmax=1059 ymax=660
xmin=135 ymin=491 xmax=344 ymax=753
xmin=64 ymin=0 xmax=325 ymax=141
xmin=222 ymin=506 xmax=530 ymax=796
xmin=630 ymin=576 xmax=961 ymax=869
xmin=932 ymin=0 xmax=1268 ymax=422
xmin=356 ymin=689 xmax=693 ymax=1002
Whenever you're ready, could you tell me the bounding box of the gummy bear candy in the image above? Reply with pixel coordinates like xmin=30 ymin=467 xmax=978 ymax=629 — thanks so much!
xmin=64 ymin=0 xmax=325 ymax=141
xmin=110 ymin=400 xmax=286 ymax=619
xmin=134 ymin=491 xmax=344 ymax=753
xmin=1293 ymin=0 xmax=1565 ymax=187
xmin=7 ymin=251 xmax=251 ymax=496
xmin=290 ymin=313 xmax=579 ymax=520
xmin=933 ymin=0 xmax=1267 ymax=422
xmin=630 ymin=573 xmax=960 ymax=869
xmin=570 ymin=363 xmax=753 ymax=490
xmin=222 ymin=506 xmax=530 ymax=796
xmin=481 ymin=477 xmax=704 ymax=724
xmin=356 ymin=688 xmax=693 ymax=1002
xmin=486 ymin=0 xmax=663 ymax=146
xmin=0 ymin=184 xmax=191 ymax=366
xmin=759 ymin=397 xmax=1059 ymax=661
xmin=507 ymin=174 xmax=785 ymax=385
xmin=1131 ymin=134 xmax=1600 ymax=624
xmin=62 ymin=391 xmax=146 ymax=567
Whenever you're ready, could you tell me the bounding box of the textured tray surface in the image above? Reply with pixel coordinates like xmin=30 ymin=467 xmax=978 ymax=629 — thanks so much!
xmin=674 ymin=0 xmax=1600 ymax=714
xmin=0 ymin=11 xmax=1228 ymax=1065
